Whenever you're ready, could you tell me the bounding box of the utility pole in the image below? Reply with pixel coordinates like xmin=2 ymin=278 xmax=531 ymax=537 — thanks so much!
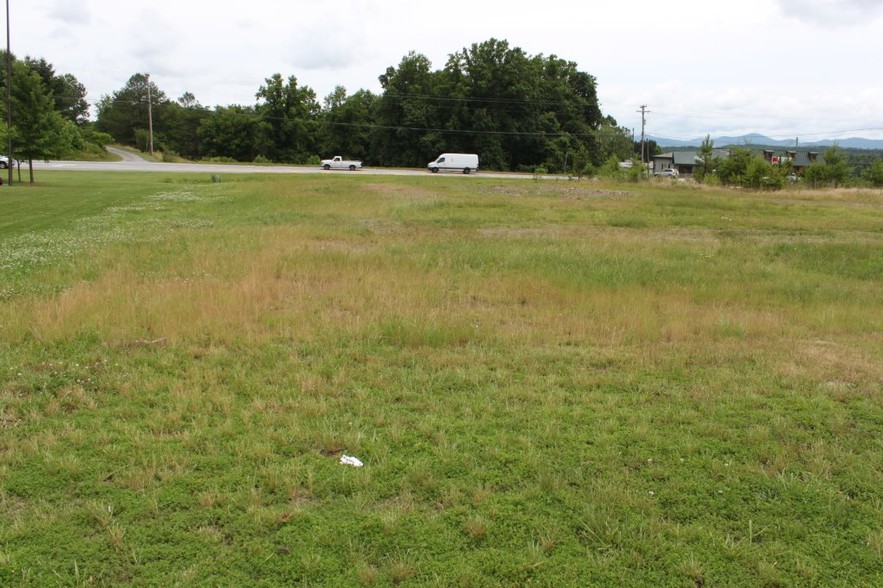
xmin=6 ymin=0 xmax=12 ymax=186
xmin=146 ymin=73 xmax=154 ymax=155
xmin=637 ymin=105 xmax=649 ymax=168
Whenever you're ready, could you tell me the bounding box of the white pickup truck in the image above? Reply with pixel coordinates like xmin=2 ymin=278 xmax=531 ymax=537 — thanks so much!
xmin=320 ymin=156 xmax=362 ymax=171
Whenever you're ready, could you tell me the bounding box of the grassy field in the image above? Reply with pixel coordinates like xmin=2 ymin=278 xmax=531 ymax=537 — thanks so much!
xmin=0 ymin=172 xmax=881 ymax=586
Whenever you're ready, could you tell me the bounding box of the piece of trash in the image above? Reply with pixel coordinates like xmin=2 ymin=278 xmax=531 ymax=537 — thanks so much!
xmin=339 ymin=455 xmax=364 ymax=467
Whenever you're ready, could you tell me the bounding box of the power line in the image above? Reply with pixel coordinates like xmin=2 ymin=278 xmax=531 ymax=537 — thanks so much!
xmin=305 ymin=118 xmax=598 ymax=138
xmin=47 ymin=91 xmax=883 ymax=144
xmin=379 ymin=91 xmax=586 ymax=107
xmin=53 ymin=88 xmax=883 ymax=141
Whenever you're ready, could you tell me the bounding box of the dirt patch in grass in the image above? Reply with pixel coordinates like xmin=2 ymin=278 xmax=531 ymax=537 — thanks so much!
xmin=785 ymin=339 xmax=883 ymax=387
xmin=480 ymin=183 xmax=631 ymax=199
xmin=362 ymin=182 xmax=441 ymax=201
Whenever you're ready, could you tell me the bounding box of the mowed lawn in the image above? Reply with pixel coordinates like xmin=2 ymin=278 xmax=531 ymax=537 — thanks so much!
xmin=1 ymin=172 xmax=881 ymax=586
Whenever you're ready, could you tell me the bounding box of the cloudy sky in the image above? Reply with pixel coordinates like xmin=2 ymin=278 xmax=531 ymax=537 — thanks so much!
xmin=14 ymin=0 xmax=883 ymax=141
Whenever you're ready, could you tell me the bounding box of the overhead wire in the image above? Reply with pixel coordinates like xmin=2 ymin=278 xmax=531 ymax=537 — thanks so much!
xmin=48 ymin=91 xmax=883 ymax=145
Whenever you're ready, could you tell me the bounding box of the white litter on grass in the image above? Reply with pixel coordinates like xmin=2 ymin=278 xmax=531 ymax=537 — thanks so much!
xmin=340 ymin=455 xmax=364 ymax=467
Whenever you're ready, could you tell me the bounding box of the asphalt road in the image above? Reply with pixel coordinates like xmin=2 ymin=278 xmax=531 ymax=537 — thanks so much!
xmin=27 ymin=147 xmax=532 ymax=180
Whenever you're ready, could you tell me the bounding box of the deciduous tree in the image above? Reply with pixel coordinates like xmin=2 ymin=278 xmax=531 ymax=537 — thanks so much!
xmin=24 ymin=57 xmax=89 ymax=124
xmin=3 ymin=61 xmax=72 ymax=182
xmin=96 ymin=73 xmax=168 ymax=147
xmin=255 ymin=74 xmax=319 ymax=163
xmin=160 ymin=93 xmax=211 ymax=159
xmin=374 ymin=52 xmax=442 ymax=167
xmin=318 ymin=86 xmax=378 ymax=161
xmin=198 ymin=105 xmax=260 ymax=161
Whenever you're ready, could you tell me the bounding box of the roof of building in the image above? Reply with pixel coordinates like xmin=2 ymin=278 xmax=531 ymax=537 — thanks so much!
xmin=655 ymin=150 xmax=731 ymax=166
xmin=674 ymin=151 xmax=700 ymax=166
xmin=787 ymin=151 xmax=824 ymax=167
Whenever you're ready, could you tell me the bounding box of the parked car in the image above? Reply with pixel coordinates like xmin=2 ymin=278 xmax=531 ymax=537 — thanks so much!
xmin=655 ymin=168 xmax=679 ymax=178
xmin=0 ymin=155 xmax=14 ymax=169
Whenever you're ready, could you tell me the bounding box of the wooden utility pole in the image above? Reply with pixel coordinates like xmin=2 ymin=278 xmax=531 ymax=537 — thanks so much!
xmin=637 ymin=105 xmax=649 ymax=167
xmin=146 ymin=74 xmax=154 ymax=155
xmin=6 ymin=0 xmax=12 ymax=186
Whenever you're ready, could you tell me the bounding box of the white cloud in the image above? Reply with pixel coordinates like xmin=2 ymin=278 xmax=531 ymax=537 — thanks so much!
xmin=47 ymin=0 xmax=92 ymax=25
xmin=288 ymin=22 xmax=369 ymax=71
xmin=124 ymin=9 xmax=191 ymax=80
xmin=775 ymin=0 xmax=883 ymax=25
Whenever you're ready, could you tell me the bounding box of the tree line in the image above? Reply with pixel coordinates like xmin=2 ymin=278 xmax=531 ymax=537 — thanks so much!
xmin=93 ymin=39 xmax=635 ymax=173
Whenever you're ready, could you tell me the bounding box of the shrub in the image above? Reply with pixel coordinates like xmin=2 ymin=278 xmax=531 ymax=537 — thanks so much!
xmin=864 ymin=159 xmax=883 ymax=187
xmin=599 ymin=155 xmax=621 ymax=178
xmin=134 ymin=129 xmax=150 ymax=153
xmin=624 ymin=160 xmax=645 ymax=183
xmin=760 ymin=174 xmax=785 ymax=190
xmin=805 ymin=146 xmax=852 ymax=188
xmin=578 ymin=163 xmax=596 ymax=179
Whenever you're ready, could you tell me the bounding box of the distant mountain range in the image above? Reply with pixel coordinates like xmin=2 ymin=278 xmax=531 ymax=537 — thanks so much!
xmin=649 ymin=133 xmax=883 ymax=150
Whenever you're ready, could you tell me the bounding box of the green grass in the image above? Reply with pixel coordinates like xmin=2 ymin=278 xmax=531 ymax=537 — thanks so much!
xmin=1 ymin=173 xmax=881 ymax=586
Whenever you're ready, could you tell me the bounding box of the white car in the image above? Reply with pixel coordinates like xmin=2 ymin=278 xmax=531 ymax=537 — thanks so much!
xmin=0 ymin=155 xmax=14 ymax=169
xmin=655 ymin=168 xmax=679 ymax=178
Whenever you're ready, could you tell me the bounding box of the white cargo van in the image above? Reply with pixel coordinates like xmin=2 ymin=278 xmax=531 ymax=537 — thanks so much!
xmin=427 ymin=153 xmax=479 ymax=174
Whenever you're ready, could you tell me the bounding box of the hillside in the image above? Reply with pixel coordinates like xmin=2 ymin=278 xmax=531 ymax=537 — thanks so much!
xmin=651 ymin=133 xmax=883 ymax=150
